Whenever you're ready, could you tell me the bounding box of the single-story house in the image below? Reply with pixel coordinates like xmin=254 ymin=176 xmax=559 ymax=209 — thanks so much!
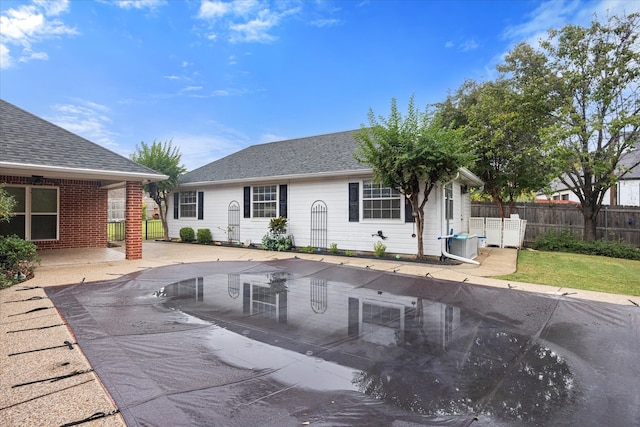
xmin=0 ymin=99 xmax=167 ymax=260
xmin=538 ymin=147 xmax=640 ymax=207
xmin=169 ymin=130 xmax=483 ymax=258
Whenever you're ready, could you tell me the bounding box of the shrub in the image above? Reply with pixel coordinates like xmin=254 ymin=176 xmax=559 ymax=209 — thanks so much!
xmin=373 ymin=241 xmax=387 ymax=257
xmin=268 ymin=216 xmax=288 ymax=235
xmin=531 ymin=229 xmax=640 ymax=260
xmin=344 ymin=250 xmax=354 ymax=257
xmin=300 ymin=245 xmax=315 ymax=253
xmin=179 ymin=227 xmax=195 ymax=242
xmin=0 ymin=235 xmax=40 ymax=289
xmin=329 ymin=243 xmax=339 ymax=254
xmin=262 ymin=234 xmax=292 ymax=251
xmin=197 ymin=228 xmax=212 ymax=244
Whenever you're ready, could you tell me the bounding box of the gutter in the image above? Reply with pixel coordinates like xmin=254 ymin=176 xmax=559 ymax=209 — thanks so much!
xmin=0 ymin=162 xmax=168 ymax=182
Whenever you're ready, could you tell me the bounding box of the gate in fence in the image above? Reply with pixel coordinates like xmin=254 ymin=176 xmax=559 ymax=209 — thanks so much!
xmin=107 ymin=220 xmax=164 ymax=241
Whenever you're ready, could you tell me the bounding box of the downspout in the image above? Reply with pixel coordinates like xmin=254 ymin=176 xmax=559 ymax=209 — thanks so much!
xmin=439 ymin=173 xmax=480 ymax=265
xmin=438 ymin=234 xmax=480 ymax=265
xmin=441 ymin=173 xmax=459 ymax=255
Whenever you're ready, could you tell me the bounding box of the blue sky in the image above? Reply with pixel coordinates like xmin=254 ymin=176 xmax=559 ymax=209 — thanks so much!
xmin=1 ymin=0 xmax=638 ymax=171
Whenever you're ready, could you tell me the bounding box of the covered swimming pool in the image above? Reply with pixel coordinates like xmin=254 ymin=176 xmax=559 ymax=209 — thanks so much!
xmin=46 ymin=259 xmax=640 ymax=426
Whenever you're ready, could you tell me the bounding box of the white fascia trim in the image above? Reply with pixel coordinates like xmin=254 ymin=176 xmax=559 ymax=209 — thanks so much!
xmin=178 ymin=169 xmax=372 ymax=187
xmin=0 ymin=162 xmax=168 ymax=182
xmin=458 ymin=167 xmax=483 ymax=187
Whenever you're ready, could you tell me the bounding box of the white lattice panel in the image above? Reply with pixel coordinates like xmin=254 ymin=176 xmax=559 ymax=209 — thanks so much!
xmin=469 ymin=217 xmax=485 ymax=237
xmin=502 ymin=218 xmax=522 ymax=248
xmin=485 ymin=218 xmax=503 ymax=247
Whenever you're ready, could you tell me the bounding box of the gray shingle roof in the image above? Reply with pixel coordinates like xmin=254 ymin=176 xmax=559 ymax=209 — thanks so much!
xmin=619 ymin=147 xmax=640 ymax=179
xmin=0 ymin=99 xmax=162 ymax=177
xmin=180 ymin=129 xmax=370 ymax=184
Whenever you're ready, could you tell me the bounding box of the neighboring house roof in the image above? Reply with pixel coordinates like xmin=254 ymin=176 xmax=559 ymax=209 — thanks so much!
xmin=544 ymin=147 xmax=640 ymax=194
xmin=619 ymin=147 xmax=640 ymax=179
xmin=180 ymin=129 xmax=483 ymax=186
xmin=0 ymin=99 xmax=167 ymax=186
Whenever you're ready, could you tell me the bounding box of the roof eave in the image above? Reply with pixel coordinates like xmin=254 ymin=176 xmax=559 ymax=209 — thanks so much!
xmin=458 ymin=167 xmax=484 ymax=187
xmin=0 ymin=162 xmax=168 ymax=184
xmin=179 ymin=168 xmax=372 ymax=187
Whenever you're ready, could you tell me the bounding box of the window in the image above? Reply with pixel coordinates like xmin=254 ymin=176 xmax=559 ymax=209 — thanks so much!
xmin=445 ymin=183 xmax=454 ymax=220
xmin=561 ymin=194 xmax=569 ymax=201
xmin=362 ymin=181 xmax=401 ymax=219
xmin=253 ymin=185 xmax=277 ymax=218
xmin=0 ymin=186 xmax=58 ymax=240
xmin=362 ymin=303 xmax=401 ymax=328
xmin=180 ymin=191 xmax=197 ymax=218
xmin=252 ymin=285 xmax=277 ymax=319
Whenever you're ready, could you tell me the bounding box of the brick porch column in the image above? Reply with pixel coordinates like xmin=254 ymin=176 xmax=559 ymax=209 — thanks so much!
xmin=125 ymin=181 xmax=143 ymax=260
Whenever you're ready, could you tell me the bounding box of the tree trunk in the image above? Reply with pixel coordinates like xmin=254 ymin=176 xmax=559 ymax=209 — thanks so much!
xmin=416 ymin=208 xmax=425 ymax=258
xmin=489 ymin=190 xmax=505 ymax=219
xmin=582 ymin=203 xmax=597 ymax=242
xmin=154 ymin=195 xmax=170 ymax=241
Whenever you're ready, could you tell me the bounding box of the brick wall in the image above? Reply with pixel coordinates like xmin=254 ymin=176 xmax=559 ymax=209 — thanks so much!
xmin=1 ymin=175 xmax=108 ymax=250
xmin=125 ymin=181 xmax=143 ymax=260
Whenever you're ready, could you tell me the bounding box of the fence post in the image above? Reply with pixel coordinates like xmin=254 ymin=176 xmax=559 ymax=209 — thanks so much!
xmin=605 ymin=206 xmax=608 ymax=241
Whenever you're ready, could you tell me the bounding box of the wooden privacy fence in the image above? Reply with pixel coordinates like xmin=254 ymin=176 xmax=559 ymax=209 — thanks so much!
xmin=471 ymin=202 xmax=640 ymax=247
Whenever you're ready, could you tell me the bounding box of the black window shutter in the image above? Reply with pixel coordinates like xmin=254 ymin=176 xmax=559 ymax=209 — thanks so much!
xmin=348 ymin=182 xmax=359 ymax=222
xmin=173 ymin=192 xmax=179 ymax=219
xmin=405 ymin=197 xmax=415 ymax=222
xmin=243 ymin=186 xmax=251 ymax=218
xmin=197 ymin=191 xmax=204 ymax=220
xmin=279 ymin=185 xmax=288 ymax=218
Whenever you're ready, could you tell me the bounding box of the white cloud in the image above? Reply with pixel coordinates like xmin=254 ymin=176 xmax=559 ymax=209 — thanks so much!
xmin=198 ymin=0 xmax=232 ymax=19
xmin=181 ymin=86 xmax=204 ymax=92
xmin=443 ymin=38 xmax=479 ymax=52
xmin=19 ymin=50 xmax=48 ymax=62
xmin=503 ymin=0 xmax=582 ymax=47
xmin=0 ymin=44 xmax=12 ymax=69
xmin=47 ymin=100 xmax=120 ymax=149
xmin=170 ymin=129 xmax=251 ymax=170
xmin=460 ymin=38 xmax=479 ymax=52
xmin=498 ymin=0 xmax=640 ymax=62
xmin=113 ymin=0 xmax=167 ymax=10
xmin=229 ymin=10 xmax=279 ymax=43
xmin=259 ymin=132 xmax=287 ymax=144
xmin=0 ymin=0 xmax=77 ymax=68
xmin=196 ymin=0 xmax=301 ymax=43
xmin=33 ymin=0 xmax=69 ymax=16
xmin=310 ymin=18 xmax=342 ymax=28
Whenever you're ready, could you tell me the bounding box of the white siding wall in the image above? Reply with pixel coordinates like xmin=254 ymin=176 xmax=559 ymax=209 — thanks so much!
xmin=169 ymin=175 xmax=475 ymax=257
xmin=618 ymin=180 xmax=640 ymax=206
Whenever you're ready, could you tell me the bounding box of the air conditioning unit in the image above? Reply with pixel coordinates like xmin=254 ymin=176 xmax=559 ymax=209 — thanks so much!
xmin=449 ymin=234 xmax=478 ymax=259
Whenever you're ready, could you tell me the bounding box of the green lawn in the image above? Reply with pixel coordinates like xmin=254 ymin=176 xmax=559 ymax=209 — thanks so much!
xmin=497 ymin=250 xmax=640 ymax=296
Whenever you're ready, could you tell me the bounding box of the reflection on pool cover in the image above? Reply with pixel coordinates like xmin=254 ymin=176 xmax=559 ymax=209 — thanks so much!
xmin=46 ymin=259 xmax=640 ymax=427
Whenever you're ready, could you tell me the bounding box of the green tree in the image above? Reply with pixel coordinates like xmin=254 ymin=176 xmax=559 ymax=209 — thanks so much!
xmin=439 ymin=72 xmax=558 ymax=217
xmin=0 ymin=184 xmax=16 ymax=223
xmin=131 ymin=139 xmax=186 ymax=240
xmin=502 ymin=13 xmax=640 ymax=241
xmin=355 ymin=96 xmax=474 ymax=259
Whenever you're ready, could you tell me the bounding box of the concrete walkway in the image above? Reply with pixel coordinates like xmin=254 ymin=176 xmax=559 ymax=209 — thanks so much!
xmin=1 ymin=242 xmax=637 ymax=426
